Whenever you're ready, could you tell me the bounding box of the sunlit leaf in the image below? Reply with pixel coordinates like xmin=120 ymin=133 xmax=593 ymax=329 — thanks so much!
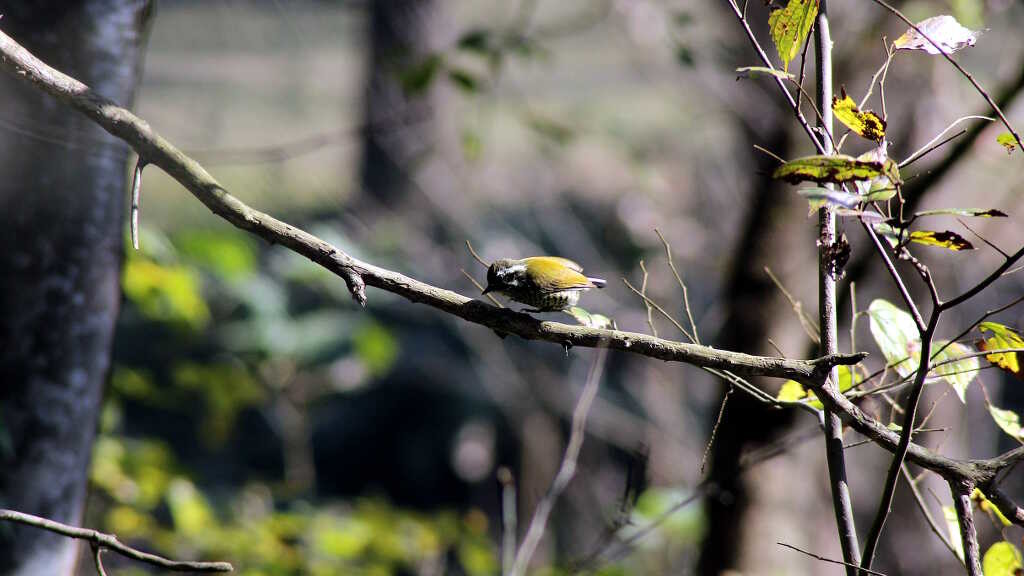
xmin=907 ymin=230 xmax=974 ymax=250
xmin=914 ymin=208 xmax=1008 ymax=218
xmin=806 ymin=365 xmax=859 ymax=409
xmin=972 ymin=488 xmax=1013 ymax=527
xmin=768 ymin=0 xmax=820 ymax=71
xmin=872 ymin=223 xmax=974 ymax=251
xmin=122 ymin=258 xmax=210 ymax=330
xmin=997 ymin=132 xmax=1018 ymax=155
xmin=167 ymin=478 xmax=217 ymax=537
xmin=983 ymin=541 xmax=1023 ymax=576
xmin=175 ymin=229 xmax=257 ymax=280
xmin=173 ymin=362 xmax=265 ymax=445
xmin=893 ymin=15 xmax=979 ymax=55
xmin=797 ymin=187 xmax=863 ymax=209
xmin=930 ymin=341 xmax=979 ymax=403
xmin=735 ymin=66 xmax=795 ymax=81
xmin=353 ymin=321 xmax=400 ymax=376
xmin=772 ymin=154 xmax=890 ymax=185
xmin=777 ymin=366 xmax=858 ymax=409
xmin=989 ymin=406 xmax=1024 ymax=442
xmin=777 ymin=380 xmax=808 ymax=402
xmin=832 ymin=91 xmax=886 ymax=141
xmin=943 ymin=505 xmax=965 ymax=562
xmin=854 ymin=143 xmax=900 ymax=199
xmin=868 ymin=299 xmax=920 ymax=378
xmin=566 ymin=307 xmax=615 ymax=329
xmin=978 ymin=322 xmax=1024 ymax=379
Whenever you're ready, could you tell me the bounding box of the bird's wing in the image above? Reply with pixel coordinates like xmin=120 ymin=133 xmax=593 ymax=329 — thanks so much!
xmin=524 ymin=257 xmax=596 ymax=292
xmin=524 ymin=256 xmax=583 ymax=272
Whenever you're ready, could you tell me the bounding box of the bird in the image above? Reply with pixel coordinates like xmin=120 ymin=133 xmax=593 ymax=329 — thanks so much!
xmin=482 ymin=256 xmax=606 ymax=312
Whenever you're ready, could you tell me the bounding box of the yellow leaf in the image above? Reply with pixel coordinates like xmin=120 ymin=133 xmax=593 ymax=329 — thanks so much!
xmin=772 ymin=154 xmax=892 ymax=185
xmin=832 ymin=91 xmax=886 ymax=141
xmin=768 ymin=0 xmax=820 ymax=71
xmin=978 ymin=322 xmax=1023 ymax=378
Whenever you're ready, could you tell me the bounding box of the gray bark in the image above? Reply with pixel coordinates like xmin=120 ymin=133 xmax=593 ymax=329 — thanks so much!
xmin=0 ymin=2 xmax=153 ymax=574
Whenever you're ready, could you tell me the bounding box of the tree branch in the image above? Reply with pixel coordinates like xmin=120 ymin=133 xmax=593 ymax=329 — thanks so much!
xmin=950 ymin=480 xmax=983 ymax=576
xmin=1 ymin=23 xmax=1021 ymax=536
xmin=0 ymin=510 xmax=232 ymax=573
xmin=0 ymin=27 xmax=866 ymax=386
xmin=814 ymin=2 xmax=861 ymax=571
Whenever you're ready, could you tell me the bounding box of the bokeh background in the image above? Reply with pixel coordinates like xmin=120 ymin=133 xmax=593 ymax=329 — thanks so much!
xmin=3 ymin=0 xmax=1024 ymax=574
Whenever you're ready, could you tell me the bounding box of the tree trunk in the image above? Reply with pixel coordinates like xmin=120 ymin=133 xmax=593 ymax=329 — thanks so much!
xmin=0 ymin=2 xmax=152 ymax=574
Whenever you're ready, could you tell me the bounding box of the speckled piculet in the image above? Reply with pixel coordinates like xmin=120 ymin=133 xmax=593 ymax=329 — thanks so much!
xmin=482 ymin=257 xmax=606 ymax=312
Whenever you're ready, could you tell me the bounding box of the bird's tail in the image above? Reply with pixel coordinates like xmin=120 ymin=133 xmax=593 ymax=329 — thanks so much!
xmin=588 ymin=277 xmax=607 ymax=289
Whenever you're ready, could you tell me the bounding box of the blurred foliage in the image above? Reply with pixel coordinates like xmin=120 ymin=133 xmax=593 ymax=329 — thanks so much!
xmin=91 ymin=428 xmax=498 ymax=575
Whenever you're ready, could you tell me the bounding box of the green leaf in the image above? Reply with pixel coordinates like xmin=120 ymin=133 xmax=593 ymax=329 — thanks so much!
xmin=868 ymin=299 xmax=920 ymax=378
xmin=988 ymin=406 xmax=1024 ymax=442
xmin=872 ymin=223 xmax=975 ymax=251
xmin=797 ymin=187 xmax=863 ymax=209
xmin=972 ymin=488 xmax=1013 ymax=527
xmin=996 ymin=132 xmax=1018 ymax=154
xmin=914 ymin=208 xmax=1008 ymax=218
xmin=525 ymin=113 xmax=575 ymax=145
xmin=353 ymin=321 xmax=400 ymax=376
xmin=461 ymin=129 xmax=483 ymax=161
xmin=908 ymin=230 xmax=974 ymax=250
xmin=735 ymin=66 xmax=795 ymax=81
xmin=772 ymin=154 xmax=890 ymax=185
xmin=893 ymin=15 xmax=979 ymax=55
xmin=566 ymin=307 xmax=614 ymax=329
xmin=400 ymin=54 xmax=444 ymax=95
xmin=930 ymin=341 xmax=979 ymax=403
xmin=777 ymin=380 xmax=808 ymax=402
xmin=175 ymin=229 xmax=257 ymax=280
xmin=854 ymin=144 xmax=900 ymax=199
xmin=457 ymin=29 xmax=491 ymax=54
xmin=978 ymin=322 xmax=1024 ymax=378
xmin=943 ymin=505 xmax=965 ymax=563
xmin=768 ymin=0 xmax=820 ymax=71
xmin=122 ymin=258 xmax=210 ymax=330
xmin=448 ymin=69 xmax=480 ymax=93
xmin=777 ymin=367 xmax=858 ymax=409
xmin=675 ymin=44 xmax=695 ymax=67
xmin=983 ymin=541 xmax=1023 ymax=576
xmin=832 ymin=91 xmax=886 ymax=141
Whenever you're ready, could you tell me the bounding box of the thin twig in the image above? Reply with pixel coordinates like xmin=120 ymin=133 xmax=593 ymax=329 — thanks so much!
xmin=655 ymin=229 xmax=699 ymax=344
xmin=0 ymin=509 xmax=232 ymax=573
xmin=869 ymin=0 xmax=1024 ymax=153
xmin=465 ymin=240 xmax=490 ymax=268
xmin=777 ymin=542 xmax=888 ymax=576
xmin=899 ymin=116 xmax=994 ymax=168
xmin=622 ymin=278 xmax=694 ymax=344
xmin=765 ymin=266 xmax=820 ymax=344
xmin=509 ymin=345 xmax=609 ymax=576
xmin=723 ymin=0 xmax=827 ymax=154
xmin=701 ymin=386 xmax=733 ymax=474
xmin=461 ymin=268 xmax=504 ymax=308
xmin=130 ymin=158 xmax=145 ymax=250
xmin=958 ymin=218 xmax=1009 ymax=258
xmin=639 ymin=260 xmax=657 ymax=338
xmin=0 ymin=26 xmax=1016 ymax=497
